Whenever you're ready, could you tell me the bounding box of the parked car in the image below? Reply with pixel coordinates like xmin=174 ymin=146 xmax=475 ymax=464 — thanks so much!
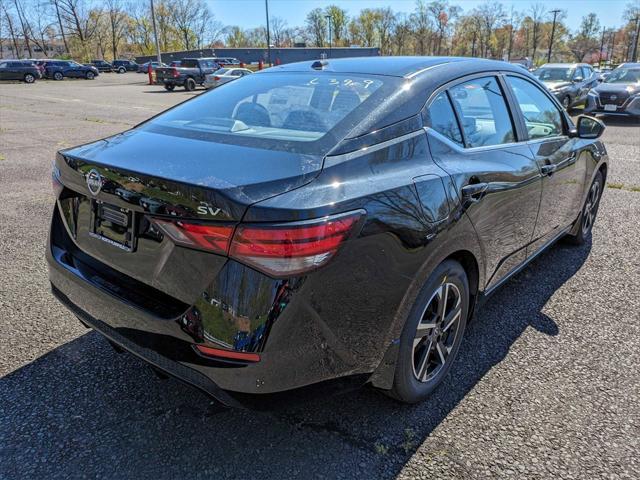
xmin=533 ymin=63 xmax=598 ymax=109
xmin=137 ymin=61 xmax=167 ymax=73
xmin=169 ymin=60 xmax=182 ymax=67
xmin=585 ymin=65 xmax=640 ymax=117
xmin=112 ymin=59 xmax=138 ymax=73
xmin=155 ymin=57 xmax=220 ymax=91
xmin=44 ymin=60 xmax=99 ymax=80
xmin=48 ymin=57 xmax=607 ymax=407
xmin=204 ymin=68 xmax=253 ymax=89
xmin=214 ymin=57 xmax=241 ymax=67
xmin=89 ymin=60 xmax=113 ymax=72
xmin=0 ymin=60 xmax=41 ymax=83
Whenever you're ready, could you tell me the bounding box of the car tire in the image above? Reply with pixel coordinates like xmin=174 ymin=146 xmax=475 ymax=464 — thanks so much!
xmin=386 ymin=259 xmax=469 ymax=404
xmin=164 ymin=84 xmax=175 ymax=91
xmin=24 ymin=73 xmax=35 ymax=84
xmin=561 ymin=95 xmax=571 ymax=110
xmin=566 ymin=170 xmax=604 ymax=245
xmin=53 ymin=71 xmax=63 ymax=81
xmin=85 ymin=71 xmax=95 ymax=80
xmin=184 ymin=78 xmax=196 ymax=91
xmin=118 ymin=67 xmax=126 ymax=74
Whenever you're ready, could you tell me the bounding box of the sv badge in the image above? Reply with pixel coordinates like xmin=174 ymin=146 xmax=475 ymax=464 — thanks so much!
xmin=197 ymin=205 xmax=222 ymax=216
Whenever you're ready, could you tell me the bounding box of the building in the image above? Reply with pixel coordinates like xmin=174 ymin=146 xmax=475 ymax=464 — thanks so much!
xmin=0 ymin=38 xmax=66 ymax=59
xmin=135 ymin=47 xmax=380 ymax=65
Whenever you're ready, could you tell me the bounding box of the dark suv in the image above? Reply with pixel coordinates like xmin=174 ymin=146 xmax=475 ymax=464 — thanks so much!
xmin=48 ymin=57 xmax=607 ymax=407
xmin=90 ymin=60 xmax=113 ymax=72
xmin=0 ymin=60 xmax=41 ymax=83
xmin=112 ymin=59 xmax=138 ymax=73
xmin=44 ymin=60 xmax=99 ymax=80
xmin=534 ymin=63 xmax=598 ymax=109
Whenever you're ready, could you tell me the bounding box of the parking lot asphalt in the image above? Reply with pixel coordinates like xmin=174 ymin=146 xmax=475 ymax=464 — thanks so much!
xmin=1 ymin=74 xmax=639 ymax=479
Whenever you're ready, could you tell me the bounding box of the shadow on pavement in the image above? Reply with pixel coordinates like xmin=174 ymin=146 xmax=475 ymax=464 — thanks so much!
xmin=598 ymin=115 xmax=640 ymax=127
xmin=0 ymin=238 xmax=591 ymax=479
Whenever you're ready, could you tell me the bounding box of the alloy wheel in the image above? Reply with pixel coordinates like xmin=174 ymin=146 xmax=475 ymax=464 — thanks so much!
xmin=582 ymin=179 xmax=601 ymax=236
xmin=562 ymin=96 xmax=570 ymax=109
xmin=412 ymin=282 xmax=463 ymax=382
xmin=24 ymin=74 xmax=34 ymax=83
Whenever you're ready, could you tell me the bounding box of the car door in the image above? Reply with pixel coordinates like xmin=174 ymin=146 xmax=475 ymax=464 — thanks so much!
xmin=504 ymin=74 xmax=586 ymax=255
xmin=0 ymin=62 xmax=9 ymax=80
xmin=424 ymin=74 xmax=543 ymax=290
xmin=573 ymin=67 xmax=591 ymax=102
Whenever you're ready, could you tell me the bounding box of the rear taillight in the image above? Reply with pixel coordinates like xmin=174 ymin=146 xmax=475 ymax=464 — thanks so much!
xmin=151 ymin=211 xmax=362 ymax=276
xmin=213 ymin=76 xmax=220 ymax=81
xmin=229 ymin=212 xmax=362 ymax=276
xmin=194 ymin=344 xmax=260 ymax=362
xmin=152 ymin=219 xmax=233 ymax=254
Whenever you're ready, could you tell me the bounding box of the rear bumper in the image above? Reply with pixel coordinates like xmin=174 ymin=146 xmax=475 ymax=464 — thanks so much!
xmin=50 ymin=281 xmax=243 ymax=408
xmin=47 ymin=203 xmax=386 ymax=404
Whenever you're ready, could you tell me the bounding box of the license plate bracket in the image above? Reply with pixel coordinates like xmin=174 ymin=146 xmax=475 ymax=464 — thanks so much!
xmin=603 ymin=104 xmax=617 ymax=111
xmin=90 ymin=200 xmax=136 ymax=252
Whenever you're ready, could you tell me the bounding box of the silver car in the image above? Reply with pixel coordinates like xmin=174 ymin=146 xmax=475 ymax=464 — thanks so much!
xmin=204 ymin=68 xmax=253 ymax=89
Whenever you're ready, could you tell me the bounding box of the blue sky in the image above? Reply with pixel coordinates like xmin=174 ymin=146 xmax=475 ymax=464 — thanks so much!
xmin=206 ymin=0 xmax=632 ymax=30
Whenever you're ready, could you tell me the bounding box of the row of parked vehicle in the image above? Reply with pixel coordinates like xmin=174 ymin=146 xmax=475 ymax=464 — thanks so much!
xmin=0 ymin=58 xmax=99 ymax=82
xmin=153 ymin=57 xmax=251 ymax=91
xmin=533 ymin=62 xmax=640 ymax=118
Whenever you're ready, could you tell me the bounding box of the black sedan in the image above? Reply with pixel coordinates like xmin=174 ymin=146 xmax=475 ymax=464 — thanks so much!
xmin=0 ymin=60 xmax=41 ymax=83
xmin=534 ymin=63 xmax=598 ymax=109
xmin=44 ymin=60 xmax=99 ymax=80
xmin=112 ymin=59 xmax=138 ymax=73
xmin=89 ymin=60 xmax=113 ymax=72
xmin=48 ymin=57 xmax=607 ymax=407
xmin=585 ymin=65 xmax=640 ymax=117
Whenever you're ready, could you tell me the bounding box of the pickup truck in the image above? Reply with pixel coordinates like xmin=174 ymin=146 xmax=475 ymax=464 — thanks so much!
xmin=155 ymin=57 xmax=220 ymax=91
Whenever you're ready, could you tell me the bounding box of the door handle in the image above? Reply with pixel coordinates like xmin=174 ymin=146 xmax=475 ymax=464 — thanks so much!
xmin=540 ymin=164 xmax=557 ymax=176
xmin=461 ymin=182 xmax=489 ymax=202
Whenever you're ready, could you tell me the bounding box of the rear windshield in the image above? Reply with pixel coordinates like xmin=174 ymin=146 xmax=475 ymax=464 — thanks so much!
xmin=139 ymin=72 xmax=396 ymax=154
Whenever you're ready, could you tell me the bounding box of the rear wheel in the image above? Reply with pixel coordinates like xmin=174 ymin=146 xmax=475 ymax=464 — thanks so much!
xmin=387 ymin=259 xmax=469 ymax=403
xmin=24 ymin=73 xmax=35 ymax=84
xmin=566 ymin=171 xmax=604 ymax=245
xmin=164 ymin=83 xmax=175 ymax=91
xmin=184 ymin=77 xmax=196 ymax=91
xmin=118 ymin=67 xmax=126 ymax=74
xmin=85 ymin=71 xmax=95 ymax=80
xmin=53 ymin=71 xmax=63 ymax=81
xmin=561 ymin=95 xmax=571 ymax=110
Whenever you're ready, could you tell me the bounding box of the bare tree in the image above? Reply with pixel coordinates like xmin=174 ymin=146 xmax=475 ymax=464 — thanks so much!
xmin=105 ymin=0 xmax=126 ymax=60
xmin=2 ymin=4 xmax=20 ymax=58
xmin=270 ymin=16 xmax=287 ymax=47
xmin=12 ymin=0 xmax=33 ymax=57
xmin=529 ymin=3 xmax=546 ymax=61
xmin=411 ymin=0 xmax=432 ymax=55
xmin=325 ymin=5 xmax=348 ymax=46
xmin=52 ymin=0 xmax=69 ymax=53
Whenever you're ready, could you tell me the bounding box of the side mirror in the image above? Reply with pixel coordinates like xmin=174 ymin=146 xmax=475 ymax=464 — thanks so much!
xmin=575 ymin=115 xmax=605 ymax=139
xmin=573 ymin=76 xmax=584 ymax=83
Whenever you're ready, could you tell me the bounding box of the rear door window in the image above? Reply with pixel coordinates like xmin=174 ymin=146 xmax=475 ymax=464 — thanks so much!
xmin=424 ymin=92 xmax=463 ymax=145
xmin=506 ymin=76 xmax=564 ymax=140
xmin=449 ymin=76 xmax=516 ymax=148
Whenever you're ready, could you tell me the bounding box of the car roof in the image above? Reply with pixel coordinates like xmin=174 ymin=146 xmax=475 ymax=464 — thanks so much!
xmin=266 ymin=56 xmax=528 ymax=78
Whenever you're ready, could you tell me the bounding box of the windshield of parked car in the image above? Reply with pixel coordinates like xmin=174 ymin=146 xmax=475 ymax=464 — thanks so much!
xmin=139 ymin=72 xmax=394 ymax=154
xmin=534 ymin=67 xmax=573 ymax=81
xmin=604 ymin=68 xmax=640 ymax=84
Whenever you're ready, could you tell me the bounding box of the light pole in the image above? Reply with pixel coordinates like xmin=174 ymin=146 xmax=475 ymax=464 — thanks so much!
xmin=150 ymin=0 xmax=162 ymax=63
xmin=265 ymin=0 xmax=272 ymax=66
xmin=325 ymin=15 xmax=332 ymax=57
xmin=547 ymin=9 xmax=561 ymax=63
